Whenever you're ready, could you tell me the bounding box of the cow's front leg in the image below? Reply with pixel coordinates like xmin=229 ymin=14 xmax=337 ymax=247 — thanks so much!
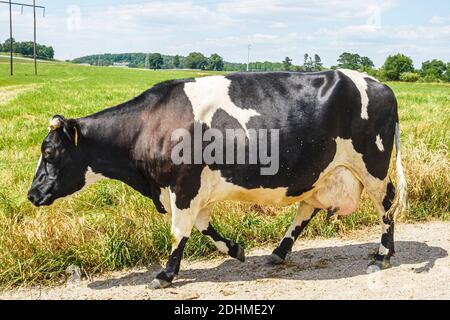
xmin=268 ymin=202 xmax=319 ymax=265
xmin=195 ymin=206 xmax=245 ymax=262
xmin=149 ymin=198 xmax=198 ymax=289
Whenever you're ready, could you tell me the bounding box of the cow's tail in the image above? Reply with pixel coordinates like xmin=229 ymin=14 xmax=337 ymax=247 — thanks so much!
xmin=386 ymin=123 xmax=408 ymax=220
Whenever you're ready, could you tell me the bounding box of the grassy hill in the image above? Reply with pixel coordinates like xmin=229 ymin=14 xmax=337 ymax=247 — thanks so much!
xmin=0 ymin=58 xmax=448 ymax=287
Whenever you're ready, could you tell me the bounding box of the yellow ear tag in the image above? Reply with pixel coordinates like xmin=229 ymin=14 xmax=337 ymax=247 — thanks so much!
xmin=74 ymin=127 xmax=78 ymax=146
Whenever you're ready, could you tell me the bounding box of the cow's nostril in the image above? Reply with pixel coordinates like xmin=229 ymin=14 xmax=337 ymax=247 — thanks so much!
xmin=27 ymin=193 xmax=36 ymax=203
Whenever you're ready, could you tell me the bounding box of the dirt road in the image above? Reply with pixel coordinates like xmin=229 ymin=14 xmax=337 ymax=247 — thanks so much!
xmin=1 ymin=222 xmax=449 ymax=300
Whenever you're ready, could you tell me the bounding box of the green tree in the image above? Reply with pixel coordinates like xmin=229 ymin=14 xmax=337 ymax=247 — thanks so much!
xmin=34 ymin=43 xmax=54 ymax=59
xmin=148 ymin=53 xmax=163 ymax=69
xmin=16 ymin=41 xmax=34 ymax=56
xmin=282 ymin=57 xmax=293 ymax=71
xmin=337 ymin=52 xmax=361 ymax=70
xmin=184 ymin=52 xmax=208 ymax=70
xmin=301 ymin=54 xmax=315 ymax=71
xmin=383 ymin=54 xmax=414 ymax=81
xmin=337 ymin=52 xmax=374 ymax=71
xmin=173 ymin=55 xmax=181 ymax=69
xmin=420 ymin=59 xmax=447 ymax=80
xmin=207 ymin=53 xmax=224 ymax=71
xmin=444 ymin=63 xmax=450 ymax=82
xmin=313 ymin=54 xmax=323 ymax=71
xmin=360 ymin=56 xmax=375 ymax=69
xmin=3 ymin=38 xmax=15 ymax=52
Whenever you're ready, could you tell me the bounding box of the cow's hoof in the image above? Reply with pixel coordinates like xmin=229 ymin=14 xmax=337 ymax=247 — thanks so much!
xmin=368 ymin=259 xmax=391 ymax=271
xmin=149 ymin=278 xmax=172 ymax=290
xmin=267 ymin=253 xmax=285 ymax=265
xmin=236 ymin=245 xmax=245 ymax=262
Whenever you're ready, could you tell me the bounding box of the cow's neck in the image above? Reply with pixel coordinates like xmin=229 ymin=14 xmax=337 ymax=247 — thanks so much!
xmin=75 ymin=103 xmax=168 ymax=214
xmin=77 ymin=110 xmax=150 ymax=191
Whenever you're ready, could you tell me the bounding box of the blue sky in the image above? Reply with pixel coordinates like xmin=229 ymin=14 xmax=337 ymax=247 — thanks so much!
xmin=1 ymin=0 xmax=449 ymax=67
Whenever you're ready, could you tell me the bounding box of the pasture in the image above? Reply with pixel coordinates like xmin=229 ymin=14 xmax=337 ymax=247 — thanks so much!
xmin=0 ymin=57 xmax=448 ymax=288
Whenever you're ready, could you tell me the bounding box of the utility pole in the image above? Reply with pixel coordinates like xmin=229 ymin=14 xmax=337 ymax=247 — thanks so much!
xmin=145 ymin=53 xmax=150 ymax=69
xmin=33 ymin=0 xmax=37 ymax=75
xmin=0 ymin=1 xmax=46 ymax=76
xmin=247 ymin=42 xmax=251 ymax=72
xmin=9 ymin=0 xmax=13 ymax=76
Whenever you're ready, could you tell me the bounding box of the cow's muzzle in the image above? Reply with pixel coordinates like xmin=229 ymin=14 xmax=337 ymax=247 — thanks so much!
xmin=27 ymin=189 xmax=54 ymax=207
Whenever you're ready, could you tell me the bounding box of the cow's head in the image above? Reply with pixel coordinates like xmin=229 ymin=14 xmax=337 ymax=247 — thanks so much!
xmin=28 ymin=115 xmax=88 ymax=206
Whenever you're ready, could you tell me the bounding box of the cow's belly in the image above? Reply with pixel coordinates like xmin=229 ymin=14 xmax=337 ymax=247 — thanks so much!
xmin=305 ymin=166 xmax=363 ymax=216
xmin=161 ymin=166 xmax=362 ymax=212
xmin=204 ymin=168 xmax=306 ymax=206
xmin=222 ymin=187 xmax=304 ymax=206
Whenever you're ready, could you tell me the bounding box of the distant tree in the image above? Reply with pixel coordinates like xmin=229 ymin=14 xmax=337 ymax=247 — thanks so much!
xmin=301 ymin=54 xmax=315 ymax=72
xmin=313 ymin=54 xmax=323 ymax=71
xmin=337 ymin=52 xmax=361 ymax=70
xmin=32 ymin=43 xmax=54 ymax=59
xmin=360 ymin=56 xmax=375 ymax=69
xmin=3 ymin=38 xmax=15 ymax=52
xmin=148 ymin=53 xmax=163 ymax=69
xmin=207 ymin=53 xmax=224 ymax=71
xmin=444 ymin=63 xmax=450 ymax=82
xmin=16 ymin=41 xmax=34 ymax=56
xmin=336 ymin=52 xmax=374 ymax=71
xmin=282 ymin=57 xmax=293 ymax=71
xmin=184 ymin=52 xmax=208 ymax=70
xmin=420 ymin=59 xmax=447 ymax=80
xmin=383 ymin=54 xmax=414 ymax=81
xmin=173 ymin=55 xmax=181 ymax=69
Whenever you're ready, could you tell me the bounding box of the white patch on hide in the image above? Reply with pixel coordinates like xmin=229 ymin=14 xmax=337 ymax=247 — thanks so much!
xmin=184 ymin=76 xmax=260 ymax=136
xmin=376 ymin=135 xmax=384 ymax=152
xmin=338 ymin=69 xmax=375 ymax=120
xmin=84 ymin=166 xmax=105 ymax=186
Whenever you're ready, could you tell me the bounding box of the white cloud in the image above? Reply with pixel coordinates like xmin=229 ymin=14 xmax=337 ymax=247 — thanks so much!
xmin=430 ymin=16 xmax=450 ymax=25
xmin=216 ymin=0 xmax=399 ymax=20
xmin=270 ymin=22 xmax=287 ymax=29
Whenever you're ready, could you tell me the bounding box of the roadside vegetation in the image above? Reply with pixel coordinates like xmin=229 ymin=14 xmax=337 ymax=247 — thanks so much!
xmin=0 ymin=57 xmax=448 ymax=288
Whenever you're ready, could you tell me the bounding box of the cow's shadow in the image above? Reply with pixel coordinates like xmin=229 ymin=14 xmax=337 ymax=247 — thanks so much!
xmin=88 ymin=241 xmax=447 ymax=290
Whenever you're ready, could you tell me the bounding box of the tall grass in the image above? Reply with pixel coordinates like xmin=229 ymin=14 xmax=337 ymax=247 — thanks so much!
xmin=0 ymin=59 xmax=448 ymax=288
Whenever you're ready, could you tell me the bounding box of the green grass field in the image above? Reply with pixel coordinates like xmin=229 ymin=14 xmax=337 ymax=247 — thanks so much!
xmin=0 ymin=57 xmax=448 ymax=288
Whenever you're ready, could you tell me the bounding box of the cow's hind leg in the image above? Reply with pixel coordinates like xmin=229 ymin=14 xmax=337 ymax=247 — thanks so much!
xmin=368 ymin=181 xmax=396 ymax=270
xmin=195 ymin=206 xmax=245 ymax=262
xmin=268 ymin=202 xmax=319 ymax=265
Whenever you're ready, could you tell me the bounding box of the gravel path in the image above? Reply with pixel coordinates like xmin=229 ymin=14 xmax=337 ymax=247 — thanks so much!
xmin=1 ymin=222 xmax=449 ymax=300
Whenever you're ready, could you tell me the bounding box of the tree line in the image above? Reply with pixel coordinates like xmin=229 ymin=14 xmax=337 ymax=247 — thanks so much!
xmin=72 ymin=50 xmax=449 ymax=83
xmin=72 ymin=52 xmax=225 ymax=71
xmin=331 ymin=52 xmax=449 ymax=83
xmin=0 ymin=38 xmax=54 ymax=60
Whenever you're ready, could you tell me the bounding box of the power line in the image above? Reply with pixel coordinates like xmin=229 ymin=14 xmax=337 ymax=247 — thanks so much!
xmin=1 ymin=0 xmax=46 ymax=76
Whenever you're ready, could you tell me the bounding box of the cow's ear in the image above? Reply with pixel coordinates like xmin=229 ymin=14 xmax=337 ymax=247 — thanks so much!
xmin=63 ymin=119 xmax=79 ymax=147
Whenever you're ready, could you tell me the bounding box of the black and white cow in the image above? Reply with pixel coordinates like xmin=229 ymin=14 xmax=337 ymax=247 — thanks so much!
xmin=28 ymin=70 xmax=407 ymax=289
